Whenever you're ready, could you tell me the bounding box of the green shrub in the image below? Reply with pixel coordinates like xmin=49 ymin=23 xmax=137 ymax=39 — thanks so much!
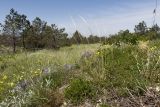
xmin=65 ymin=78 xmax=96 ymax=104
xmin=24 ymin=87 xmax=64 ymax=107
xmin=23 ymin=71 xmax=69 ymax=106
xmin=82 ymin=45 xmax=148 ymax=96
xmin=42 ymin=71 xmax=66 ymax=89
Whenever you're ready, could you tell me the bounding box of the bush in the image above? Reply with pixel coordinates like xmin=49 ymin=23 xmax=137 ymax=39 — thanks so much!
xmin=41 ymin=71 xmax=66 ymax=89
xmin=25 ymin=88 xmax=64 ymax=107
xmin=23 ymin=71 xmax=70 ymax=106
xmin=65 ymin=78 xmax=96 ymax=104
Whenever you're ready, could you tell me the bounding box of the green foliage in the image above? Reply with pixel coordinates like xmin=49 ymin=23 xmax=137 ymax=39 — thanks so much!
xmin=2 ymin=8 xmax=30 ymax=53
xmin=42 ymin=71 xmax=67 ymax=89
xmin=65 ymin=78 xmax=97 ymax=104
xmin=0 ymin=9 xmax=71 ymax=52
xmin=134 ymin=21 xmax=147 ymax=35
xmin=71 ymin=30 xmax=87 ymax=44
xmin=1 ymin=8 xmax=160 ymax=106
xmin=105 ymin=30 xmax=138 ymax=45
xmin=1 ymin=9 xmax=160 ymax=53
xmin=104 ymin=22 xmax=160 ymax=46
xmin=0 ymin=54 xmax=15 ymax=72
xmin=82 ymin=45 xmax=149 ymax=96
xmin=1 ymin=42 xmax=160 ymax=106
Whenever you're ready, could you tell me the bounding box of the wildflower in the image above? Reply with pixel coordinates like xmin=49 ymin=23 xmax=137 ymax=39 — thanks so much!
xmin=19 ymin=75 xmax=24 ymax=80
xmin=2 ymin=75 xmax=7 ymax=80
xmin=0 ymin=81 xmax=3 ymax=84
xmin=63 ymin=102 xmax=67 ymax=106
xmin=34 ymin=71 xmax=40 ymax=76
xmin=35 ymin=74 xmax=39 ymax=76
xmin=156 ymin=86 xmax=160 ymax=92
xmin=10 ymin=83 xmax=14 ymax=86
xmin=34 ymin=71 xmax=38 ymax=74
xmin=96 ymin=51 xmax=100 ymax=56
xmin=8 ymin=82 xmax=14 ymax=87
xmin=150 ymin=46 xmax=157 ymax=51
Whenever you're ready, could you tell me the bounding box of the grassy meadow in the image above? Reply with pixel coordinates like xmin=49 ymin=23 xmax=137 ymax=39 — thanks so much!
xmin=1 ymin=1 xmax=160 ymax=107
xmin=0 ymin=42 xmax=160 ymax=107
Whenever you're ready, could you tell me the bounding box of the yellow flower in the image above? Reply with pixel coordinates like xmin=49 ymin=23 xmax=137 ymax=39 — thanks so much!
xmin=19 ymin=75 xmax=24 ymax=80
xmin=8 ymin=82 xmax=14 ymax=87
xmin=150 ymin=46 xmax=157 ymax=51
xmin=2 ymin=75 xmax=7 ymax=80
xmin=96 ymin=52 xmax=100 ymax=56
xmin=35 ymin=73 xmax=39 ymax=76
xmin=34 ymin=71 xmax=40 ymax=76
xmin=34 ymin=71 xmax=38 ymax=74
xmin=0 ymin=81 xmax=3 ymax=84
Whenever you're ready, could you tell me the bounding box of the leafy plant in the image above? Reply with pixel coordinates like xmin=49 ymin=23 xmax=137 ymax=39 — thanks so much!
xmin=82 ymin=45 xmax=148 ymax=96
xmin=65 ymin=78 xmax=96 ymax=104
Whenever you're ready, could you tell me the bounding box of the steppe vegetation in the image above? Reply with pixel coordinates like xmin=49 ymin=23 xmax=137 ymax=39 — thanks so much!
xmin=0 ymin=9 xmax=160 ymax=107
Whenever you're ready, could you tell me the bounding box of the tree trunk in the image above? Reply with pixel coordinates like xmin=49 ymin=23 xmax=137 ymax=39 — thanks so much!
xmin=52 ymin=35 xmax=57 ymax=48
xmin=12 ymin=30 xmax=16 ymax=53
xmin=22 ymin=35 xmax=25 ymax=49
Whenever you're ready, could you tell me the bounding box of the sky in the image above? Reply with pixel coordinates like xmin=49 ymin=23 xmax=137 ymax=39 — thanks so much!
xmin=0 ymin=0 xmax=159 ymax=36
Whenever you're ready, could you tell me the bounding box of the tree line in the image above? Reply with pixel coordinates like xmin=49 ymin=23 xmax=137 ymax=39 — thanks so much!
xmin=0 ymin=9 xmax=104 ymax=53
xmin=0 ymin=9 xmax=160 ymax=53
xmin=105 ymin=21 xmax=160 ymax=45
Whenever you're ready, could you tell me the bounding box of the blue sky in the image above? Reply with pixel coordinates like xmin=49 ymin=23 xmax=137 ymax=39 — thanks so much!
xmin=0 ymin=0 xmax=159 ymax=36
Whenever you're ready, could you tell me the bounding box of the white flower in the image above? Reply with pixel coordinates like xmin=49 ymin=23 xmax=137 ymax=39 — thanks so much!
xmin=63 ymin=101 xmax=67 ymax=106
xmin=155 ymin=86 xmax=160 ymax=92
